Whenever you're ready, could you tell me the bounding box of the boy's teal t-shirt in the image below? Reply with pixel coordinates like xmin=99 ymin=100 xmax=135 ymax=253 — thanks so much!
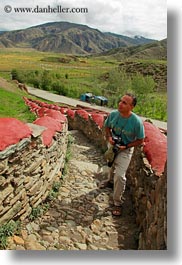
xmin=104 ymin=110 xmax=145 ymax=145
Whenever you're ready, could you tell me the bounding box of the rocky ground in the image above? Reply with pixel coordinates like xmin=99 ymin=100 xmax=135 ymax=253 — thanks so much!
xmin=7 ymin=130 xmax=139 ymax=250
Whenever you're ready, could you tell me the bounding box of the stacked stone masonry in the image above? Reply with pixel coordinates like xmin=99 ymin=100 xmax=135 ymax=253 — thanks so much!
xmin=0 ymin=97 xmax=167 ymax=250
xmin=0 ymin=109 xmax=68 ymax=226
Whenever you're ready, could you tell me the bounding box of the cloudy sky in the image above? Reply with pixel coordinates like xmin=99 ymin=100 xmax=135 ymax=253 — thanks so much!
xmin=0 ymin=0 xmax=167 ymax=40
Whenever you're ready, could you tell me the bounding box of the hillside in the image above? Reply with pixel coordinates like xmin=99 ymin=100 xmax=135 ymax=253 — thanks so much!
xmin=0 ymin=21 xmax=156 ymax=54
xmin=118 ymin=60 xmax=167 ymax=91
xmin=96 ymin=39 xmax=167 ymax=60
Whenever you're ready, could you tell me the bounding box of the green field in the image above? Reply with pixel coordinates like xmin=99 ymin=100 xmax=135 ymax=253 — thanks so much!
xmin=0 ymin=48 xmax=167 ymax=122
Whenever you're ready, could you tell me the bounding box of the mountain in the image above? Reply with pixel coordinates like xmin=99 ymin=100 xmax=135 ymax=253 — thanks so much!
xmin=105 ymin=32 xmax=156 ymax=45
xmin=0 ymin=21 xmax=156 ymax=54
xmin=96 ymin=38 xmax=167 ymax=60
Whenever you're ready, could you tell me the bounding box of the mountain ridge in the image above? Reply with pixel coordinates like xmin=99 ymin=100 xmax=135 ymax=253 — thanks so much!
xmin=0 ymin=21 xmax=157 ymax=54
xmin=95 ymin=38 xmax=167 ymax=60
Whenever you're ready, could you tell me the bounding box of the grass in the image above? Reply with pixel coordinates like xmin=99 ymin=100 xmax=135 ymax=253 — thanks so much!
xmin=0 ymin=87 xmax=35 ymax=122
xmin=0 ymin=48 xmax=117 ymax=72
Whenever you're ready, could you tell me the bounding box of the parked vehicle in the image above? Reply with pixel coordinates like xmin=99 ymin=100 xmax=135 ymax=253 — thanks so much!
xmin=94 ymin=96 xmax=108 ymax=106
xmin=80 ymin=93 xmax=94 ymax=103
xmin=80 ymin=93 xmax=108 ymax=106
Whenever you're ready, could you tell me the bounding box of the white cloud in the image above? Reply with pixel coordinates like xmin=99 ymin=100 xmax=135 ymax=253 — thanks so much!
xmin=0 ymin=0 xmax=167 ymax=40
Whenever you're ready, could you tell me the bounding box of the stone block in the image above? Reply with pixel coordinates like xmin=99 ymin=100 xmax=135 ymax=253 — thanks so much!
xmin=0 ymin=201 xmax=22 ymax=225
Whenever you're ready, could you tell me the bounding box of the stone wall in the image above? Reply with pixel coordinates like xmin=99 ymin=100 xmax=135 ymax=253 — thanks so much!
xmin=127 ymin=148 xmax=167 ymax=249
xmin=0 ymin=97 xmax=167 ymax=249
xmin=67 ymin=108 xmax=108 ymax=151
xmin=0 ymin=115 xmax=68 ymax=225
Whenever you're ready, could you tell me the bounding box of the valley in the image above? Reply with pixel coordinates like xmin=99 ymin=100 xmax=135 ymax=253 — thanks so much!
xmin=0 ymin=21 xmax=167 ymax=122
